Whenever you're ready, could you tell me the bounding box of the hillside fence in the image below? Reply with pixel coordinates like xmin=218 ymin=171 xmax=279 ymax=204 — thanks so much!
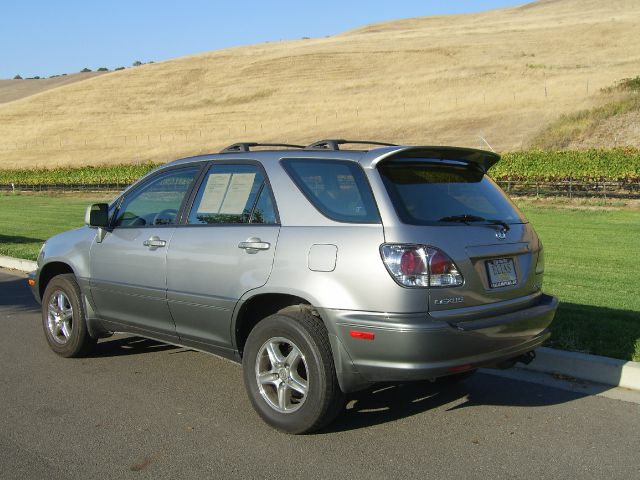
xmin=495 ymin=178 xmax=640 ymax=199
xmin=1 ymin=178 xmax=639 ymax=199
xmin=0 ymin=183 xmax=125 ymax=194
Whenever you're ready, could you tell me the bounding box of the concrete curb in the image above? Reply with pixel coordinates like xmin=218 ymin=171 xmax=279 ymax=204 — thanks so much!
xmin=0 ymin=255 xmax=37 ymax=273
xmin=1 ymin=255 xmax=638 ymax=391
xmin=521 ymin=347 xmax=640 ymax=391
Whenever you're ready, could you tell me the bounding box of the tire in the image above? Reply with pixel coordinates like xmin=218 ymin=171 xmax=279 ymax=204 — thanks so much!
xmin=41 ymin=273 xmax=96 ymax=358
xmin=242 ymin=310 xmax=344 ymax=434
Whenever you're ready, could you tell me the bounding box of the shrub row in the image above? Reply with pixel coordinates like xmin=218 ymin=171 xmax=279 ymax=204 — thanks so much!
xmin=0 ymin=149 xmax=639 ymax=185
xmin=492 ymin=149 xmax=640 ymax=182
xmin=0 ymin=163 xmax=160 ymax=186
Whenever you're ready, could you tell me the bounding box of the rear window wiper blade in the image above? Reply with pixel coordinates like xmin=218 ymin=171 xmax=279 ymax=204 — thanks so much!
xmin=438 ymin=214 xmax=510 ymax=231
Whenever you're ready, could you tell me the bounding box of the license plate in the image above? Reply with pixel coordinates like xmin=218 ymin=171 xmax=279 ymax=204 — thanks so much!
xmin=486 ymin=258 xmax=517 ymax=288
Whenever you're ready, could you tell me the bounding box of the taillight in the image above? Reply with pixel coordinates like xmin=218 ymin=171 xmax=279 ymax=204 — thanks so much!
xmin=380 ymin=244 xmax=463 ymax=288
xmin=400 ymin=249 xmax=426 ymax=276
xmin=427 ymin=248 xmax=463 ymax=287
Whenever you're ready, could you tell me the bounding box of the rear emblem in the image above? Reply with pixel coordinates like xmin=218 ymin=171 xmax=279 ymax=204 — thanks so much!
xmin=496 ymin=229 xmax=507 ymax=240
xmin=434 ymin=297 xmax=464 ymax=305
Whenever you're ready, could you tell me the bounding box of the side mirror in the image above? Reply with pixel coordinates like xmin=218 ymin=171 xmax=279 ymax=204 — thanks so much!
xmin=85 ymin=203 xmax=109 ymax=227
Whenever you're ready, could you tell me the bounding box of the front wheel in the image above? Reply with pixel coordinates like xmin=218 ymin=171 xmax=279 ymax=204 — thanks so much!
xmin=242 ymin=311 xmax=344 ymax=434
xmin=41 ymin=274 xmax=96 ymax=357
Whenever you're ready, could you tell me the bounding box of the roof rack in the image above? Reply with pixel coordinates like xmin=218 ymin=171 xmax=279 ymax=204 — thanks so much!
xmin=305 ymin=139 xmax=398 ymax=151
xmin=220 ymin=142 xmax=305 ymax=153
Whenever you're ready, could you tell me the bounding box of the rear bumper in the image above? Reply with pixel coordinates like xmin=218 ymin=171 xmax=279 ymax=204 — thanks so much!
xmin=323 ymin=293 xmax=558 ymax=392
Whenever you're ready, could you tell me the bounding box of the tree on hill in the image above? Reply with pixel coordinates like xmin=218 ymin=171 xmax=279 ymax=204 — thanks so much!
xmin=97 ymin=67 xmax=109 ymax=72
xmin=132 ymin=60 xmax=142 ymax=67
xmin=80 ymin=67 xmax=92 ymax=73
xmin=115 ymin=66 xmax=125 ymax=71
xmin=13 ymin=74 xmax=22 ymax=79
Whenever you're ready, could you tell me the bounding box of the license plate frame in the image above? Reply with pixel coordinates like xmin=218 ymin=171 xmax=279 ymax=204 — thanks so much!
xmin=486 ymin=258 xmax=517 ymax=288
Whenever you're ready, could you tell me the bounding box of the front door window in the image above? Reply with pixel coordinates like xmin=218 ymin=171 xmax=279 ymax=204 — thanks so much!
xmin=114 ymin=167 xmax=200 ymax=227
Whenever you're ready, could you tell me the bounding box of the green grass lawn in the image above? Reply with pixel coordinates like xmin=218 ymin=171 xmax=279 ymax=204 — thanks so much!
xmin=1 ymin=193 xmax=639 ymax=361
xmin=518 ymin=201 xmax=640 ymax=362
xmin=0 ymin=193 xmax=113 ymax=260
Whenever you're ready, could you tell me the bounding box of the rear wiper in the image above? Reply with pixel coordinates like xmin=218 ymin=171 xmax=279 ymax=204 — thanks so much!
xmin=438 ymin=214 xmax=510 ymax=231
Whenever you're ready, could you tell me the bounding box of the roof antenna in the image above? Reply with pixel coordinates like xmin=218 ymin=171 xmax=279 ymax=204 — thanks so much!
xmin=477 ymin=134 xmax=495 ymax=152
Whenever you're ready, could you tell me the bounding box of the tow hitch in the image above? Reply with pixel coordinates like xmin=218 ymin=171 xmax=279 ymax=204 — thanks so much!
xmin=491 ymin=350 xmax=537 ymax=370
xmin=517 ymin=350 xmax=536 ymax=365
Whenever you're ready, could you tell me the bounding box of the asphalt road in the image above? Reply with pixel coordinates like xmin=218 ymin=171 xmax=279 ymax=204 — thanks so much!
xmin=1 ymin=268 xmax=639 ymax=479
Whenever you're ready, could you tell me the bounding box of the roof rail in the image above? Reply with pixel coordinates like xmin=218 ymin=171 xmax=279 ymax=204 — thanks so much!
xmin=220 ymin=142 xmax=305 ymax=153
xmin=305 ymin=139 xmax=398 ymax=151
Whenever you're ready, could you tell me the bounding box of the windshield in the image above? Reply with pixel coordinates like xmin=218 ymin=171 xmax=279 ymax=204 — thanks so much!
xmin=378 ymin=160 xmax=526 ymax=226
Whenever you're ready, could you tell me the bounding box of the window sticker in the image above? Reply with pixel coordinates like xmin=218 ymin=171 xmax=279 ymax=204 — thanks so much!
xmin=197 ymin=172 xmax=256 ymax=215
xmin=198 ymin=173 xmax=231 ymax=213
xmin=219 ymin=173 xmax=256 ymax=214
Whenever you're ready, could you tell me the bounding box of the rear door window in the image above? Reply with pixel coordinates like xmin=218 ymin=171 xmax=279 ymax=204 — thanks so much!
xmin=282 ymin=159 xmax=380 ymax=223
xmin=378 ymin=160 xmax=526 ymax=225
xmin=188 ymin=164 xmax=277 ymax=225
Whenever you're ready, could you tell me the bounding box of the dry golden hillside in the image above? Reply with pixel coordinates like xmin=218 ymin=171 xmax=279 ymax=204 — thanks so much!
xmin=1 ymin=0 xmax=639 ymax=168
xmin=0 ymin=72 xmax=107 ymax=105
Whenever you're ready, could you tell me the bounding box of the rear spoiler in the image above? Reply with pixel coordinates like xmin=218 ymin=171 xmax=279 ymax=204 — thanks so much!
xmin=366 ymin=146 xmax=501 ymax=173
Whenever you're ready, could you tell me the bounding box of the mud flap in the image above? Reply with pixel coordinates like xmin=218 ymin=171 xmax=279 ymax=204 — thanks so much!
xmin=328 ymin=333 xmax=371 ymax=393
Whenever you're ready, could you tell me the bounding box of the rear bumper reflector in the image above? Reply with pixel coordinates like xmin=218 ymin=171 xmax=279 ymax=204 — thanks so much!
xmin=350 ymin=330 xmax=376 ymax=341
xmin=448 ymin=364 xmax=473 ymax=373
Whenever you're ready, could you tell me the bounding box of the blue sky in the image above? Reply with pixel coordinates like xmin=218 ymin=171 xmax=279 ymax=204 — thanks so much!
xmin=1 ymin=0 xmax=526 ymax=79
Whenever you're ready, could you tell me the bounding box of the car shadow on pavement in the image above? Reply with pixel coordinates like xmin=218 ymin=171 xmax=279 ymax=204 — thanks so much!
xmin=0 ymin=273 xmax=40 ymax=313
xmin=322 ymin=372 xmax=591 ymax=433
xmin=90 ymin=336 xmax=179 ymax=357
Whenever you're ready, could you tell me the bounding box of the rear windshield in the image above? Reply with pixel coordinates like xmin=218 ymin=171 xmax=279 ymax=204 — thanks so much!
xmin=378 ymin=160 xmax=525 ymax=225
xmin=282 ymin=159 xmax=380 ymax=223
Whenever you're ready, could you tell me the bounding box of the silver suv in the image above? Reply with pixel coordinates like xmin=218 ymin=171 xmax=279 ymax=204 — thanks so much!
xmin=30 ymin=140 xmax=558 ymax=433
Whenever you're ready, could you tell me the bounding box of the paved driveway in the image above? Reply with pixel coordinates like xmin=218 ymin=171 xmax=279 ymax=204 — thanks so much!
xmin=1 ymin=269 xmax=639 ymax=479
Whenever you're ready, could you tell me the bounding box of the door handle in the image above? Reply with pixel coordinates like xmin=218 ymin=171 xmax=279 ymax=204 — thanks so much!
xmin=238 ymin=237 xmax=271 ymax=253
xmin=143 ymin=236 xmax=167 ymax=248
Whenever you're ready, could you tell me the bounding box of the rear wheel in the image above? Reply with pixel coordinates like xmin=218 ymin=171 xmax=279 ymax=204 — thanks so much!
xmin=41 ymin=274 xmax=96 ymax=357
xmin=242 ymin=310 xmax=344 ymax=434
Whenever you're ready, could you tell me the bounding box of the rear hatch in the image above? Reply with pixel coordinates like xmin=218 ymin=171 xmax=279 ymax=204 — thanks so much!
xmin=376 ymin=149 xmax=543 ymax=321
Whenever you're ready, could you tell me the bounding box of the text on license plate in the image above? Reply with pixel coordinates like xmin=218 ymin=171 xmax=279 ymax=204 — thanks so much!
xmin=486 ymin=258 xmax=517 ymax=288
